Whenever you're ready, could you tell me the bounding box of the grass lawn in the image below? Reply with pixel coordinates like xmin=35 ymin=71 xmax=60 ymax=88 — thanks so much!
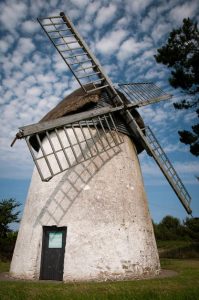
xmin=0 ymin=259 xmax=198 ymax=300
xmin=0 ymin=261 xmax=10 ymax=273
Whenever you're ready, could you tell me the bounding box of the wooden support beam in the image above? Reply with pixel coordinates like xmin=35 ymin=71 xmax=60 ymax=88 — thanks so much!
xmin=19 ymin=105 xmax=128 ymax=137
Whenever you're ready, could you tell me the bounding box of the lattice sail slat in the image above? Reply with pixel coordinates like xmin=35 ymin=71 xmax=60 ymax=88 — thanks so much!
xmin=38 ymin=13 xmax=119 ymax=96
xmin=122 ymin=109 xmax=192 ymax=214
xmin=144 ymin=126 xmax=191 ymax=211
xmin=118 ymin=83 xmax=172 ymax=107
xmin=22 ymin=113 xmax=123 ymax=182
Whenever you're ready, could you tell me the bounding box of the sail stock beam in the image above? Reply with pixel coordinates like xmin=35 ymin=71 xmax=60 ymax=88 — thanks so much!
xmin=17 ymin=105 xmax=126 ymax=137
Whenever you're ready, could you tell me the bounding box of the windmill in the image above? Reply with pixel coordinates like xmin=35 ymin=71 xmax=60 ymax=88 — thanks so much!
xmin=10 ymin=12 xmax=192 ymax=281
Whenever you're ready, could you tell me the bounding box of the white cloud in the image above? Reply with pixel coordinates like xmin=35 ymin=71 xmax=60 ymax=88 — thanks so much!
xmin=151 ymin=22 xmax=171 ymax=43
xmin=0 ymin=34 xmax=14 ymax=54
xmin=77 ymin=20 xmax=92 ymax=34
xmin=103 ymin=63 xmax=118 ymax=77
xmin=141 ymin=106 xmax=168 ymax=124
xmin=174 ymin=161 xmax=199 ymax=174
xmin=0 ymin=40 xmax=9 ymax=53
xmin=26 ymin=86 xmax=42 ymax=97
xmin=71 ymin=0 xmax=90 ymax=8
xmin=36 ymin=72 xmax=57 ymax=84
xmin=2 ymin=77 xmax=18 ymax=90
xmin=141 ymin=158 xmax=161 ymax=176
xmin=96 ymin=29 xmax=128 ymax=54
xmin=184 ymin=111 xmax=198 ymax=124
xmin=0 ymin=1 xmax=27 ymax=31
xmin=116 ymin=17 xmax=130 ymax=28
xmin=140 ymin=15 xmax=154 ymax=32
xmin=25 ymin=75 xmax=37 ymax=86
xmin=52 ymin=53 xmax=71 ymax=74
xmin=22 ymin=61 xmax=35 ymax=73
xmin=117 ymin=37 xmax=152 ymax=60
xmin=163 ymin=142 xmax=186 ymax=153
xmin=67 ymin=8 xmax=81 ymax=20
xmin=170 ymin=1 xmax=199 ymax=24
xmin=126 ymin=0 xmax=153 ymax=14
xmin=144 ymin=68 xmax=166 ymax=80
xmin=140 ymin=153 xmax=199 ymax=187
xmin=95 ymin=4 xmax=117 ymax=28
xmin=21 ymin=20 xmax=39 ymax=34
xmin=16 ymin=38 xmax=35 ymax=55
xmin=86 ymin=1 xmax=101 ymax=18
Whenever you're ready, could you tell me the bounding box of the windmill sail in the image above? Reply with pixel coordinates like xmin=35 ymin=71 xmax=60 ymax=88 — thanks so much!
xmin=17 ymin=106 xmax=123 ymax=182
xmin=122 ymin=111 xmax=192 ymax=214
xmin=145 ymin=126 xmax=192 ymax=214
xmin=118 ymin=83 xmax=172 ymax=107
xmin=38 ymin=12 xmax=121 ymax=101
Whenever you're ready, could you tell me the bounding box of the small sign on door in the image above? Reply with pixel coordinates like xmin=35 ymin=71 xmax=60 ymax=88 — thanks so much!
xmin=48 ymin=232 xmax=63 ymax=248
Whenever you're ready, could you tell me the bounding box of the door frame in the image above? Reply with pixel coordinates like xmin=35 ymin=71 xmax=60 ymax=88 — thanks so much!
xmin=40 ymin=225 xmax=67 ymax=280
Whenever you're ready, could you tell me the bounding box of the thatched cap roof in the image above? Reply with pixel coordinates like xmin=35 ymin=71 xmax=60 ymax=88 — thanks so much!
xmin=30 ymin=85 xmax=145 ymax=154
xmin=40 ymin=85 xmax=101 ymax=122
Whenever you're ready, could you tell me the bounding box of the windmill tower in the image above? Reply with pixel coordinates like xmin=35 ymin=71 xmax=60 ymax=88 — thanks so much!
xmin=10 ymin=12 xmax=192 ymax=281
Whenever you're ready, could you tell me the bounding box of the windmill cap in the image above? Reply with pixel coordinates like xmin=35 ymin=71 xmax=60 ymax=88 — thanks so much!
xmin=29 ymin=85 xmax=145 ymax=154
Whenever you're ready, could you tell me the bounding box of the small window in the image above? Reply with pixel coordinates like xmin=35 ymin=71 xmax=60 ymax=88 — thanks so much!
xmin=48 ymin=232 xmax=63 ymax=248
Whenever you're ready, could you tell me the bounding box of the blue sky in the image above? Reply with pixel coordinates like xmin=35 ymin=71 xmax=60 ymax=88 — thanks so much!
xmin=0 ymin=0 xmax=199 ymax=226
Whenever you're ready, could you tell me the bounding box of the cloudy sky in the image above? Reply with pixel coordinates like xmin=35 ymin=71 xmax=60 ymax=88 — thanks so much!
xmin=0 ymin=0 xmax=199 ymax=224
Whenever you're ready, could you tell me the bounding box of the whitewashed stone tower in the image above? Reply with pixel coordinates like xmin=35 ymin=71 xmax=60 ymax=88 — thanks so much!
xmin=10 ymin=88 xmax=160 ymax=281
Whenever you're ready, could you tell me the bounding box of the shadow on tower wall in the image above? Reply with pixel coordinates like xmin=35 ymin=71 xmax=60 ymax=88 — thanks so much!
xmin=33 ymin=144 xmax=122 ymax=228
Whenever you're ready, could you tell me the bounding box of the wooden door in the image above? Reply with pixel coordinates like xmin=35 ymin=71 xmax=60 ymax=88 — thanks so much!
xmin=40 ymin=226 xmax=67 ymax=281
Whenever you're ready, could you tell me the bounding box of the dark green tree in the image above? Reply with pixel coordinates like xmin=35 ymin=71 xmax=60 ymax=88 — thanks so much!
xmin=155 ymin=18 xmax=199 ymax=156
xmin=153 ymin=215 xmax=188 ymax=240
xmin=159 ymin=215 xmax=182 ymax=240
xmin=160 ymin=215 xmax=181 ymax=229
xmin=0 ymin=198 xmax=20 ymax=238
xmin=183 ymin=217 xmax=199 ymax=241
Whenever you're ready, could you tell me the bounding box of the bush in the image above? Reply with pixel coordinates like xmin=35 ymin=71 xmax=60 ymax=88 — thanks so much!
xmin=0 ymin=199 xmax=20 ymax=261
xmin=0 ymin=231 xmax=18 ymax=261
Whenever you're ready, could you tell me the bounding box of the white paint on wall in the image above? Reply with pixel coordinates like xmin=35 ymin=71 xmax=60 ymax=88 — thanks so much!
xmin=10 ymin=129 xmax=160 ymax=281
xmin=83 ymin=185 xmax=90 ymax=191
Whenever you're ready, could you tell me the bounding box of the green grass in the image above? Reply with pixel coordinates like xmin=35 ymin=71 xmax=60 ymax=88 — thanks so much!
xmin=0 ymin=261 xmax=10 ymax=273
xmin=0 ymin=259 xmax=199 ymax=300
xmin=157 ymin=240 xmax=192 ymax=249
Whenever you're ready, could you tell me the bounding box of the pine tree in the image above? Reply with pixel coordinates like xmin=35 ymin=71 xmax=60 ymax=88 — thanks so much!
xmin=155 ymin=18 xmax=199 ymax=156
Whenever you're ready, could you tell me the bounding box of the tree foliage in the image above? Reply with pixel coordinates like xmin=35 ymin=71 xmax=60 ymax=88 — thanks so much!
xmin=183 ymin=217 xmax=199 ymax=240
xmin=153 ymin=215 xmax=199 ymax=241
xmin=155 ymin=18 xmax=199 ymax=156
xmin=0 ymin=198 xmax=20 ymax=260
xmin=0 ymin=198 xmax=20 ymax=238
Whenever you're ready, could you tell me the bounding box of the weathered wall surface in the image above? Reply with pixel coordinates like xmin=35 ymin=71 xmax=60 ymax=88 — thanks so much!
xmin=10 ymin=130 xmax=160 ymax=281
